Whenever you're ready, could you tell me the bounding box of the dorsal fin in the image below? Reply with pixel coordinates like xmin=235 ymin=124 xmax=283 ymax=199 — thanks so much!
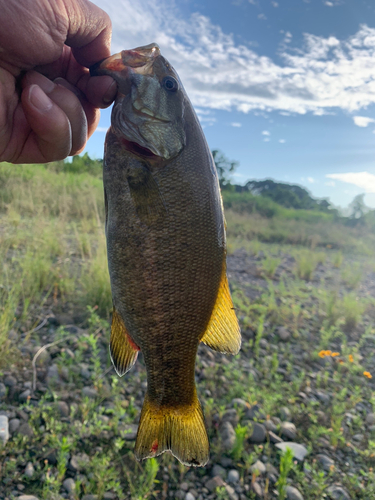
xmin=200 ymin=266 xmax=241 ymax=355
xmin=110 ymin=308 xmax=140 ymax=376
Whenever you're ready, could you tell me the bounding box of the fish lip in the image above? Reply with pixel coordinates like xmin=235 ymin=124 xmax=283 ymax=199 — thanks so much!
xmin=132 ymin=106 xmax=170 ymax=123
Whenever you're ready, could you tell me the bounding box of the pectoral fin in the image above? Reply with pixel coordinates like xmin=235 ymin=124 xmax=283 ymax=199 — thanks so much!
xmin=110 ymin=308 xmax=140 ymax=376
xmin=200 ymin=267 xmax=241 ymax=355
xmin=127 ymin=165 xmax=167 ymax=225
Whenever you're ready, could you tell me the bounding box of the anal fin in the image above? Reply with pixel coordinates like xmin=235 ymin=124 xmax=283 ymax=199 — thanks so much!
xmin=200 ymin=266 xmax=241 ymax=355
xmin=110 ymin=308 xmax=139 ymax=377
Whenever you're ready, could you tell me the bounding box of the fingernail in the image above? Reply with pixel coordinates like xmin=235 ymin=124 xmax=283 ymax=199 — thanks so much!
xmin=29 ymin=85 xmax=53 ymax=112
xmin=103 ymin=79 xmax=117 ymax=104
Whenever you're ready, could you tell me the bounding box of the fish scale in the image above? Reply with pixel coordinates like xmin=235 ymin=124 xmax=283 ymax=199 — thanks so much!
xmin=91 ymin=43 xmax=241 ymax=467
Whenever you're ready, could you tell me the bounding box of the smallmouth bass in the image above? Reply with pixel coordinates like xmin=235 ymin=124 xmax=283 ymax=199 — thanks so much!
xmin=90 ymin=43 xmax=241 ymax=467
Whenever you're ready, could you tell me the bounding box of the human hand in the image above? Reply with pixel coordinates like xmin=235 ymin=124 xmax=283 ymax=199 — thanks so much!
xmin=0 ymin=0 xmax=116 ymax=163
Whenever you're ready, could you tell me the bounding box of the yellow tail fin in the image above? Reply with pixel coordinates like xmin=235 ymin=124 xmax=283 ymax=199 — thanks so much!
xmin=134 ymin=392 xmax=209 ymax=467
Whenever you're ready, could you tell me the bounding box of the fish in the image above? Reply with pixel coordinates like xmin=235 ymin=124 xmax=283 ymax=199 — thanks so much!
xmin=90 ymin=43 xmax=241 ymax=467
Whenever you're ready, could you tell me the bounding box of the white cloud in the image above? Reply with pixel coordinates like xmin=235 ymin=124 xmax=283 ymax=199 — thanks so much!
xmin=324 ymin=0 xmax=342 ymax=6
xmin=353 ymin=116 xmax=375 ymax=127
xmin=95 ymin=126 xmax=108 ymax=132
xmin=262 ymin=130 xmax=270 ymax=135
xmin=264 ymin=138 xmax=270 ymax=142
xmin=231 ymin=122 xmax=242 ymax=127
xmin=272 ymin=1 xmax=279 ymax=6
xmin=307 ymin=177 xmax=315 ymax=183
xmin=258 ymin=13 xmax=267 ymax=20
xmin=326 ymin=172 xmax=375 ymax=193
xmin=279 ymin=139 xmax=285 ymax=143
xmin=325 ymin=181 xmax=335 ymax=186
xmin=92 ymin=1 xmax=375 ymax=115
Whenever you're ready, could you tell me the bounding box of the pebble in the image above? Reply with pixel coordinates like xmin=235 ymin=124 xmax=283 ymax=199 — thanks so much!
xmin=19 ymin=389 xmax=31 ymax=402
xmin=280 ymin=422 xmax=297 ymax=440
xmin=32 ymin=346 xmax=51 ymax=366
xmin=352 ymin=434 xmax=363 ymax=442
xmin=82 ymin=386 xmax=98 ymax=399
xmin=277 ymin=327 xmax=290 ymax=341
xmin=121 ymin=424 xmax=138 ymax=441
xmin=231 ymin=398 xmax=249 ymax=409
xmin=316 ymin=390 xmax=330 ymax=405
xmin=212 ymin=464 xmax=226 ymax=478
xmin=366 ymin=413 xmax=375 ymax=425
xmin=0 ymin=415 xmax=9 ymax=445
xmin=227 ymin=469 xmax=240 ymax=483
xmin=264 ymin=419 xmax=277 ymax=432
xmin=220 ymin=421 xmax=236 ymax=450
xmin=268 ymin=431 xmax=283 ymax=444
xmin=220 ymin=456 xmax=233 ymax=467
xmin=0 ymin=382 xmax=6 ymax=399
xmin=180 ymin=482 xmax=189 ymax=491
xmin=250 ymin=460 xmax=266 ymax=475
xmin=205 ymin=476 xmax=225 ymax=492
xmin=9 ymin=418 xmax=20 ymax=434
xmin=245 ymin=404 xmax=265 ymax=420
xmin=316 ymin=454 xmax=335 ymax=471
xmin=4 ymin=375 xmax=17 ymax=387
xmin=225 ymin=484 xmax=239 ymax=500
xmin=18 ymin=496 xmax=40 ymax=500
xmin=248 ymin=422 xmax=266 ymax=443
xmin=185 ymin=494 xmax=195 ymax=500
xmin=251 ymin=482 xmax=263 ymax=498
xmin=82 ymin=496 xmax=98 ymax=500
xmin=46 ymin=364 xmax=60 ymax=384
xmin=222 ymin=409 xmax=239 ymax=427
xmin=55 ymin=401 xmax=70 ymax=417
xmin=18 ymin=422 xmax=34 ymax=438
xmin=280 ymin=407 xmax=291 ymax=421
xmin=63 ymin=477 xmax=76 ymax=493
xmin=286 ymin=486 xmax=304 ymax=500
xmin=275 ymin=442 xmax=308 ymax=461
xmin=266 ymin=463 xmax=278 ymax=476
xmin=103 ymin=494 xmax=117 ymax=500
xmin=327 ymin=486 xmax=351 ymax=500
xmin=24 ymin=462 xmax=35 ymax=477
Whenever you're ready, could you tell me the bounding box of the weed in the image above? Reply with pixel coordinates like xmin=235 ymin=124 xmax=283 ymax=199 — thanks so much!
xmin=261 ymin=255 xmax=281 ymax=278
xmin=231 ymin=424 xmax=249 ymax=461
xmin=276 ymin=447 xmax=294 ymax=500
xmin=333 ymin=251 xmax=343 ymax=268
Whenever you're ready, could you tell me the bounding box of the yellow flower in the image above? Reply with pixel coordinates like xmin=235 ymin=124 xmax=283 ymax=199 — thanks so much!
xmin=349 ymin=354 xmax=354 ymax=363
xmin=364 ymin=371 xmax=372 ymax=379
xmin=325 ymin=350 xmax=332 ymax=356
xmin=319 ymin=350 xmax=326 ymax=358
xmin=331 ymin=352 xmax=340 ymax=357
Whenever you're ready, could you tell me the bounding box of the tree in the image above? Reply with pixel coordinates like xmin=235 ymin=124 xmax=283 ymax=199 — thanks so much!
xmin=211 ymin=150 xmax=238 ymax=189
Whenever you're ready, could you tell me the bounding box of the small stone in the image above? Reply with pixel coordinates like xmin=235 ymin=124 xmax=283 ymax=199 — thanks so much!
xmin=205 ymin=476 xmax=225 ymax=492
xmin=220 ymin=421 xmax=236 ymax=450
xmin=0 ymin=382 xmax=7 ymax=399
xmin=18 ymin=422 xmax=33 ymax=438
xmin=317 ymin=454 xmax=334 ymax=471
xmin=366 ymin=413 xmax=375 ymax=425
xmin=275 ymin=442 xmax=308 ymax=461
xmin=225 ymin=484 xmax=239 ymax=500
xmin=0 ymin=415 xmax=9 ymax=445
xmin=280 ymin=422 xmax=297 ymax=440
xmin=245 ymin=404 xmax=265 ymax=420
xmin=19 ymin=389 xmax=31 ymax=402
xmin=4 ymin=375 xmax=17 ymax=387
xmin=180 ymin=482 xmax=189 ymax=491
xmin=327 ymin=486 xmax=351 ymax=500
xmin=231 ymin=398 xmax=249 ymax=410
xmin=277 ymin=327 xmax=290 ymax=341
xmin=249 ymin=422 xmax=266 ymax=443
xmin=227 ymin=469 xmax=240 ymax=483
xmin=268 ymin=431 xmax=283 ymax=444
xmin=280 ymin=407 xmax=291 ymax=421
xmin=121 ymin=424 xmax=138 ymax=441
xmin=266 ymin=463 xmax=278 ymax=476
xmin=80 ymin=364 xmax=91 ymax=380
xmin=55 ymin=401 xmax=70 ymax=417
xmin=212 ymin=464 xmax=226 ymax=478
xmin=82 ymin=496 xmax=98 ymax=500
xmin=264 ymin=419 xmax=277 ymax=432
xmin=316 ymin=391 xmax=330 ymax=405
xmin=46 ymin=364 xmax=60 ymax=384
xmin=250 ymin=460 xmax=266 ymax=475
xmin=32 ymin=346 xmax=51 ymax=366
xmin=9 ymin=418 xmax=20 ymax=434
xmin=185 ymin=494 xmax=195 ymax=500
xmin=286 ymin=486 xmax=304 ymax=500
xmin=18 ymin=496 xmax=40 ymax=500
xmin=24 ymin=462 xmax=35 ymax=477
xmin=63 ymin=477 xmax=76 ymax=493
xmin=251 ymin=482 xmax=263 ymax=498
xmin=220 ymin=456 xmax=233 ymax=467
xmin=353 ymin=434 xmax=363 ymax=442
xmin=103 ymin=494 xmax=116 ymax=500
xmin=82 ymin=386 xmax=98 ymax=399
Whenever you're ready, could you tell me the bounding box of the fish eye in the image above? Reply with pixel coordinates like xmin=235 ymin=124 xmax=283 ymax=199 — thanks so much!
xmin=162 ymin=76 xmax=178 ymax=92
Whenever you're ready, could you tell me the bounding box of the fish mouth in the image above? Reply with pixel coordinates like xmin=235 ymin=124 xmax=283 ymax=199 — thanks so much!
xmin=132 ymin=100 xmax=170 ymax=123
xmin=90 ymin=43 xmax=160 ymax=77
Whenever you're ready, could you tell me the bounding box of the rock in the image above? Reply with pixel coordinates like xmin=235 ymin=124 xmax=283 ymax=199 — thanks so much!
xmin=316 ymin=390 xmax=330 ymax=405
xmin=353 ymin=434 xmax=364 ymax=442
xmin=9 ymin=418 xmax=20 ymax=434
xmin=0 ymin=415 xmax=9 ymax=445
xmin=222 ymin=409 xmax=239 ymax=427
xmin=220 ymin=421 xmax=236 ymax=450
xmin=121 ymin=424 xmax=138 ymax=441
xmin=103 ymin=494 xmax=116 ymax=500
xmin=4 ymin=375 xmax=17 ymax=387
xmin=212 ymin=464 xmax=226 ymax=478
xmin=16 ymin=409 xmax=29 ymax=421
xmin=227 ymin=469 xmax=240 ymax=483
xmin=327 ymin=486 xmax=351 ymax=500
xmin=185 ymin=494 xmax=195 ymax=500
xmin=206 ymin=475 xmax=225 ymax=491
xmin=19 ymin=389 xmax=31 ymax=402
xmin=80 ymin=365 xmax=92 ymax=380
xmin=268 ymin=431 xmax=283 ymax=444
xmin=82 ymin=496 xmax=98 ymax=500
xmin=245 ymin=404 xmax=265 ymax=420
xmin=24 ymin=462 xmax=35 ymax=477
xmin=220 ymin=456 xmax=233 ymax=467
xmin=280 ymin=422 xmax=297 ymax=440
xmin=82 ymin=386 xmax=98 ymax=399
xmin=225 ymin=484 xmax=239 ymax=500
xmin=265 ymin=463 xmax=278 ymax=476
xmin=231 ymin=398 xmax=249 ymax=410
xmin=180 ymin=482 xmax=189 ymax=491
xmin=63 ymin=477 xmax=76 ymax=493
xmin=249 ymin=422 xmax=266 ymax=443
xmin=250 ymin=460 xmax=266 ymax=475
xmin=56 ymin=401 xmax=70 ymax=417
xmin=286 ymin=486 xmax=304 ymax=500
xmin=264 ymin=419 xmax=277 ymax=432
xmin=18 ymin=422 xmax=33 ymax=438
xmin=317 ymin=454 xmax=335 ymax=471
xmin=277 ymin=327 xmax=290 ymax=341
xmin=280 ymin=407 xmax=291 ymax=421
xmin=366 ymin=413 xmax=375 ymax=425
xmin=46 ymin=364 xmax=60 ymax=384
xmin=0 ymin=382 xmax=6 ymax=399
xmin=251 ymin=482 xmax=263 ymax=498
xmin=32 ymin=346 xmax=51 ymax=366
xmin=18 ymin=496 xmax=40 ymax=500
xmin=275 ymin=442 xmax=308 ymax=461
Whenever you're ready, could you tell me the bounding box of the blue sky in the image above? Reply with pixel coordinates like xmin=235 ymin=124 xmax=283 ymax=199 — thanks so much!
xmin=87 ymin=0 xmax=375 ymax=209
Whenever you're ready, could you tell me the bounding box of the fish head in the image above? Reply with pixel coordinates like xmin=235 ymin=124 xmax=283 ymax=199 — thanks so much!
xmin=91 ymin=43 xmax=186 ymax=161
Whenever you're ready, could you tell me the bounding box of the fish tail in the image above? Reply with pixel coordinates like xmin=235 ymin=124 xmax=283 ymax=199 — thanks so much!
xmin=134 ymin=391 xmax=209 ymax=467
